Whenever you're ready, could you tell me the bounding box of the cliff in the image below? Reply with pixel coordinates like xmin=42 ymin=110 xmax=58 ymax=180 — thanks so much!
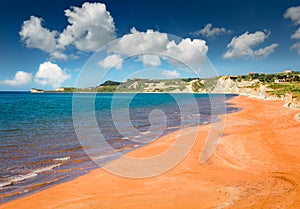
xmin=30 ymin=88 xmax=44 ymax=93
xmin=195 ymin=76 xmax=300 ymax=110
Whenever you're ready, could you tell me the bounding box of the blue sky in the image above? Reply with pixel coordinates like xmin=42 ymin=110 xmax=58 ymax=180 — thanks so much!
xmin=1 ymin=0 xmax=300 ymax=90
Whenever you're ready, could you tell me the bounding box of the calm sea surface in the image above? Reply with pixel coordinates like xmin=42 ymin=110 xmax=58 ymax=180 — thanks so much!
xmin=0 ymin=92 xmax=239 ymax=203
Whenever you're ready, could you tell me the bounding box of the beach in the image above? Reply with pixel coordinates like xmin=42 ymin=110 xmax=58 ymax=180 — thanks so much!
xmin=1 ymin=95 xmax=300 ymax=209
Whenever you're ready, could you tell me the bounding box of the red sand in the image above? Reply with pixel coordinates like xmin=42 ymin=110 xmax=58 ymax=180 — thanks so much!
xmin=1 ymin=96 xmax=300 ymax=209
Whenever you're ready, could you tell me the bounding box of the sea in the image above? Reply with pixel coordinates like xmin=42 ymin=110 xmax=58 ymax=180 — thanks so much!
xmin=0 ymin=92 xmax=239 ymax=203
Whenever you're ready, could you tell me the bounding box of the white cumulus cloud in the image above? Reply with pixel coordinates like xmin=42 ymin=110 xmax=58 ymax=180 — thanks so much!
xmin=107 ymin=28 xmax=208 ymax=68
xmin=165 ymin=38 xmax=208 ymax=66
xmin=191 ymin=23 xmax=232 ymax=38
xmin=58 ymin=2 xmax=116 ymax=52
xmin=19 ymin=16 xmax=57 ymax=53
xmin=20 ymin=2 xmax=116 ymax=60
xmin=98 ymin=54 xmax=123 ymax=70
xmin=223 ymin=30 xmax=278 ymax=59
xmin=161 ymin=70 xmax=180 ymax=78
xmin=34 ymin=62 xmax=70 ymax=88
xmin=3 ymin=71 xmax=32 ymax=86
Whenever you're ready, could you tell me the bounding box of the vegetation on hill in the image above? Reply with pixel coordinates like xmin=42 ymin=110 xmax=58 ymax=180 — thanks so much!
xmin=267 ymin=83 xmax=300 ymax=99
xmin=232 ymin=72 xmax=300 ymax=83
xmin=99 ymin=80 xmax=121 ymax=86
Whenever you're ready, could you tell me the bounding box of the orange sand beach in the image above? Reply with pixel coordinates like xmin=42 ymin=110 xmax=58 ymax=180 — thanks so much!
xmin=1 ymin=95 xmax=300 ymax=209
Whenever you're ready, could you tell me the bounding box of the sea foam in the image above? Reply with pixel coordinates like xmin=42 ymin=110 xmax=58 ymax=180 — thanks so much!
xmin=0 ymin=164 xmax=61 ymax=188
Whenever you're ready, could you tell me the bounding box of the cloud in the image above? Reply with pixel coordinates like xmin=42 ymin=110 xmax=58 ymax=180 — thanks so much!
xmin=191 ymin=23 xmax=232 ymax=38
xmin=284 ymin=6 xmax=300 ymax=25
xmin=291 ymin=27 xmax=300 ymax=39
xmin=285 ymin=6 xmax=300 ymax=54
xmin=20 ymin=2 xmax=116 ymax=60
xmin=50 ymin=51 xmax=68 ymax=60
xmin=291 ymin=42 xmax=300 ymax=54
xmin=3 ymin=71 xmax=32 ymax=86
xmin=20 ymin=3 xmax=208 ymax=66
xmin=138 ymin=55 xmax=161 ymax=67
xmin=223 ymin=30 xmax=278 ymax=59
xmin=108 ymin=28 xmax=169 ymax=55
xmin=98 ymin=54 xmax=123 ymax=70
xmin=285 ymin=6 xmax=300 ymax=39
xmin=107 ymin=28 xmax=208 ymax=68
xmin=19 ymin=16 xmax=57 ymax=53
xmin=58 ymin=2 xmax=116 ymax=52
xmin=161 ymin=70 xmax=180 ymax=78
xmin=165 ymin=38 xmax=208 ymax=66
xmin=252 ymin=43 xmax=278 ymax=57
xmin=34 ymin=62 xmax=70 ymax=88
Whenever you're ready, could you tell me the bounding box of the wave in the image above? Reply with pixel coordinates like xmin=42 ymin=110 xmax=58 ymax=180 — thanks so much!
xmin=141 ymin=131 xmax=151 ymax=135
xmin=54 ymin=156 xmax=70 ymax=161
xmin=0 ymin=164 xmax=61 ymax=188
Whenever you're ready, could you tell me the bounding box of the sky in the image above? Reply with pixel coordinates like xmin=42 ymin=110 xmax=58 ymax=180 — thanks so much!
xmin=1 ymin=0 xmax=300 ymax=90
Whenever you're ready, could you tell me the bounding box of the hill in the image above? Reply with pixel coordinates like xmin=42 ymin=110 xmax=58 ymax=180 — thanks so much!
xmin=31 ymin=71 xmax=300 ymax=109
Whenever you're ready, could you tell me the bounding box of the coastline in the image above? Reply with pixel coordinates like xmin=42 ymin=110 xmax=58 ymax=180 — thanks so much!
xmin=30 ymin=91 xmax=238 ymax=95
xmin=1 ymin=95 xmax=300 ymax=208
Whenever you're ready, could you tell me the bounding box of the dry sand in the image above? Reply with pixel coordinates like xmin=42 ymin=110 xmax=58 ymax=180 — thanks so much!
xmin=1 ymin=96 xmax=300 ymax=209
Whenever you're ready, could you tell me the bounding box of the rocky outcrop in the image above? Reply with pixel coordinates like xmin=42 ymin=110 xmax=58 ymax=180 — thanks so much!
xmin=211 ymin=77 xmax=240 ymax=93
xmin=283 ymin=93 xmax=300 ymax=110
xmin=199 ymin=77 xmax=300 ymax=110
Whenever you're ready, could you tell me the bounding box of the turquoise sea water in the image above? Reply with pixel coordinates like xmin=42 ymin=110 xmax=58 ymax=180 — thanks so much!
xmin=0 ymin=92 xmax=239 ymax=203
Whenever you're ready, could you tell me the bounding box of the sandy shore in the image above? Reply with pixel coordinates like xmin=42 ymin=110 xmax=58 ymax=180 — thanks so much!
xmin=1 ymin=95 xmax=300 ymax=209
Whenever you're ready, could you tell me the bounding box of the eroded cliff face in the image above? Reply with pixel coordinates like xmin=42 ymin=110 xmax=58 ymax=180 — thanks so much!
xmin=195 ymin=77 xmax=300 ymax=110
xmin=283 ymin=93 xmax=300 ymax=110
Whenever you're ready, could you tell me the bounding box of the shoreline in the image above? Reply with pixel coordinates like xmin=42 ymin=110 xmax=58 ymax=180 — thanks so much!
xmin=1 ymin=95 xmax=300 ymax=208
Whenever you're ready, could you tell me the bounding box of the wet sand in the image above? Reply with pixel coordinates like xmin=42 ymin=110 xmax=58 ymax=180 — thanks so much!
xmin=1 ymin=95 xmax=300 ymax=209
